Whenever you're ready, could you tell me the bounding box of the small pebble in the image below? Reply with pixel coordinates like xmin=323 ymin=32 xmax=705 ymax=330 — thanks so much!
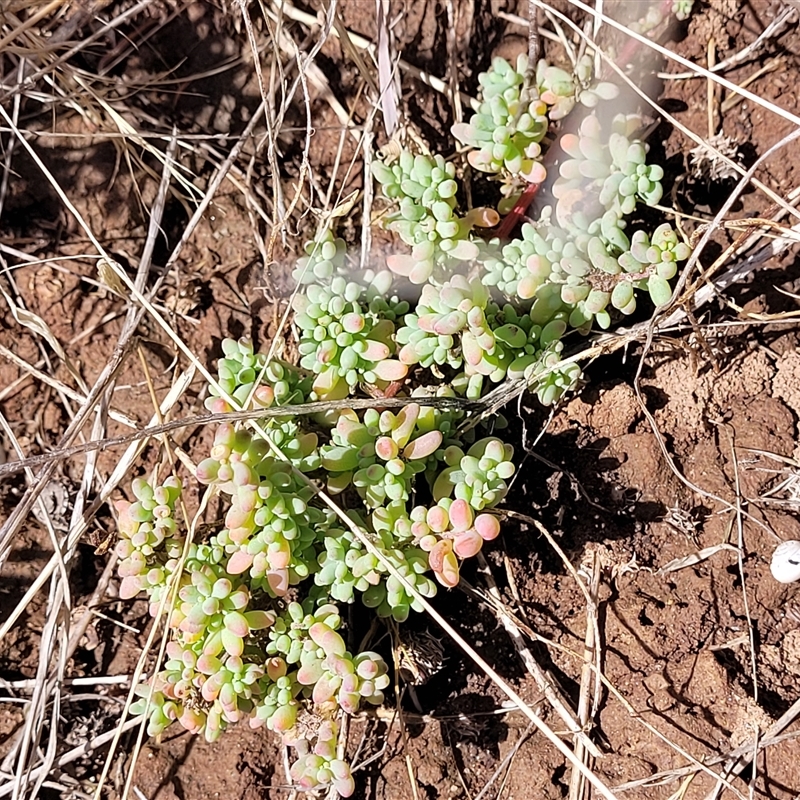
xmin=771 ymin=540 xmax=800 ymax=583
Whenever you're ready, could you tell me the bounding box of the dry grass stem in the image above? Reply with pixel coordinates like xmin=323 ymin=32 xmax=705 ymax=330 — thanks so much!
xmin=273 ymin=0 xmax=479 ymax=110
xmin=568 ymin=552 xmax=602 ymax=800
xmin=473 ymin=552 xmax=601 ymax=758
xmin=545 ymin=0 xmax=800 ymax=127
xmin=664 ymin=4 xmax=798 ymax=79
xmin=0 ymin=396 xmax=482 ymax=479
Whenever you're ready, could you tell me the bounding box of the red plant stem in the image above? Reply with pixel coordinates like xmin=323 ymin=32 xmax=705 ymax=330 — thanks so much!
xmin=497 ymin=181 xmax=541 ymax=239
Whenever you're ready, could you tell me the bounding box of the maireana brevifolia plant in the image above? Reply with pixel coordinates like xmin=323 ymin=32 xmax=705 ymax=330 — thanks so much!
xmin=117 ymin=50 xmax=691 ymax=796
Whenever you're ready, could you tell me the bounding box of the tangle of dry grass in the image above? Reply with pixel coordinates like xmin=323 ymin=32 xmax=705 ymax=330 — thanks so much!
xmin=0 ymin=2 xmax=798 ymax=799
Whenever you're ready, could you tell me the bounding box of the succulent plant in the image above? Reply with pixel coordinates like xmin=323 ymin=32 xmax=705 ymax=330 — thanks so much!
xmin=537 ymin=56 xmax=619 ymax=120
xmin=351 ymin=534 xmax=438 ymax=622
xmin=411 ymin=498 xmax=502 ymax=586
xmin=397 ymin=276 xmax=490 ymax=368
xmin=451 ymin=54 xmax=549 ymax=182
xmin=474 ymin=109 xmax=688 ymax=332
xmin=290 ymin=720 xmax=355 ymax=797
xmin=628 ymin=0 xmax=694 ymax=32
xmin=115 ymin=475 xmax=184 ymax=601
xmin=266 ymin=602 xmax=390 ymax=712
xmin=554 ymin=112 xmax=664 ymax=223
xmin=292 ymin=273 xmax=408 ymax=398
xmin=451 ymin=54 xmax=618 ymax=184
xmin=320 ymin=404 xmax=445 ymax=510
xmin=372 ymin=150 xmax=497 ymax=284
xmin=396 ymin=275 xmax=570 ymax=399
xmin=199 ymin=443 xmax=324 ymax=596
xmin=292 ymin=227 xmax=348 ymax=286
xmin=117 ymin=52 xmax=693 ymax=797
xmin=570 ymin=54 xmax=622 ymax=111
xmin=195 ymin=650 xmax=266 ymax=726
xmin=203 ymin=339 xmax=322 ymax=474
xmin=172 ymin=564 xmax=275 ymax=657
xmin=432 ymin=437 xmax=516 ymax=511
xmin=526 ymin=342 xmax=584 ymax=406
xmin=130 ymin=682 xmax=180 ymax=738
xmin=250 ymin=673 xmax=302 ymax=734
xmin=204 ymin=337 xmax=310 ymax=413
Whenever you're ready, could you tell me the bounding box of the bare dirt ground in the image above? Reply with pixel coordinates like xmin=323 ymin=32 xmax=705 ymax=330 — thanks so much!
xmin=1 ymin=1 xmax=800 ymax=799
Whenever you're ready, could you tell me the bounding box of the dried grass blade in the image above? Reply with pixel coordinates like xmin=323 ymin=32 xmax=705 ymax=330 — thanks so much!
xmin=0 ymin=0 xmax=65 ymax=53
xmin=0 ymin=366 xmax=195 ymax=644
xmin=657 ymin=544 xmax=739 ymax=574
xmin=568 ymin=553 xmax=602 ymax=800
xmin=0 ymin=285 xmax=85 ymax=390
xmin=375 ymin=0 xmax=399 ymax=135
xmin=330 ymin=3 xmax=377 ymax=94
xmin=537 ymin=0 xmax=800 ymax=128
xmin=474 ymin=554 xmax=601 ymax=759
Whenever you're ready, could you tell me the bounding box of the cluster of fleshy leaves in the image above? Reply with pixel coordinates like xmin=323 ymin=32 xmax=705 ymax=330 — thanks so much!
xmin=118 ymin=48 xmax=693 ymax=800
xmin=396 ymin=274 xmax=577 ymax=399
xmin=314 ymin=519 xmax=437 ymax=621
xmin=115 ymin=475 xmax=184 ymax=602
xmin=371 ymin=151 xmax=498 ymax=284
xmin=320 ymin=403 xmax=444 ymax=509
xmin=450 ymin=54 xmax=619 ymax=188
xmin=291 ymin=270 xmax=410 ymax=399
xmin=119 ymin=334 xmax=514 ymax=793
xmin=204 ymin=337 xmax=305 ymax=413
xmin=412 ymin=498 xmax=501 ymax=587
xmin=126 ymin=514 xmax=390 ymax=796
xmin=289 ymin=718 xmax=354 ymax=795
xmin=371 ymin=54 xmax=691 ymax=388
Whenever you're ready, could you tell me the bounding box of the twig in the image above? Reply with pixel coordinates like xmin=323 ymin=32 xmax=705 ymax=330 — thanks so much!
xmin=660 ymin=217 xmax=800 ymax=330
xmin=720 ymin=425 xmax=759 ymax=704
xmin=0 ymin=368 xmax=195 ymax=650
xmin=0 ymin=718 xmax=145 ymax=799
xmin=2 ymin=132 xmax=179 ymax=800
xmin=466 ymin=523 xmax=748 ymax=798
xmin=360 ymin=131 xmax=375 ymax=270
xmin=0 ymin=59 xmax=23 ymax=221
xmin=0 ymin=335 xmax=131 ymax=565
xmin=568 ymin=552 xmax=602 ymax=800
xmin=613 ymin=729 xmax=800 ymax=792
xmin=669 ymin=127 xmax=800 ymax=313
xmin=272 ymin=0 xmax=479 ymax=110
xmin=375 ymin=0 xmax=400 ymax=135
xmin=442 ymin=724 xmax=473 ymax=800
xmin=0 ymin=0 xmax=67 ymax=53
xmin=495 ymin=10 xmax=578 ymax=46
xmin=0 ymin=396 xmax=482 ymax=479
xmin=528 ymin=0 xmax=541 ymax=67
xmin=720 ymin=57 xmax=784 ymax=114
xmin=0 ymin=344 xmax=138 ymax=429
xmin=0 ymin=675 xmax=133 ymax=691
xmin=473 ymin=722 xmax=535 ymax=800
xmin=472 ymin=553 xmax=601 ymax=759
xmin=704 ymin=696 xmax=800 ymax=799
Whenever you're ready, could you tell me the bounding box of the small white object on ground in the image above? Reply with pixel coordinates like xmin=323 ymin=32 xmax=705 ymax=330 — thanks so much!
xmin=771 ymin=540 xmax=800 ymax=583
